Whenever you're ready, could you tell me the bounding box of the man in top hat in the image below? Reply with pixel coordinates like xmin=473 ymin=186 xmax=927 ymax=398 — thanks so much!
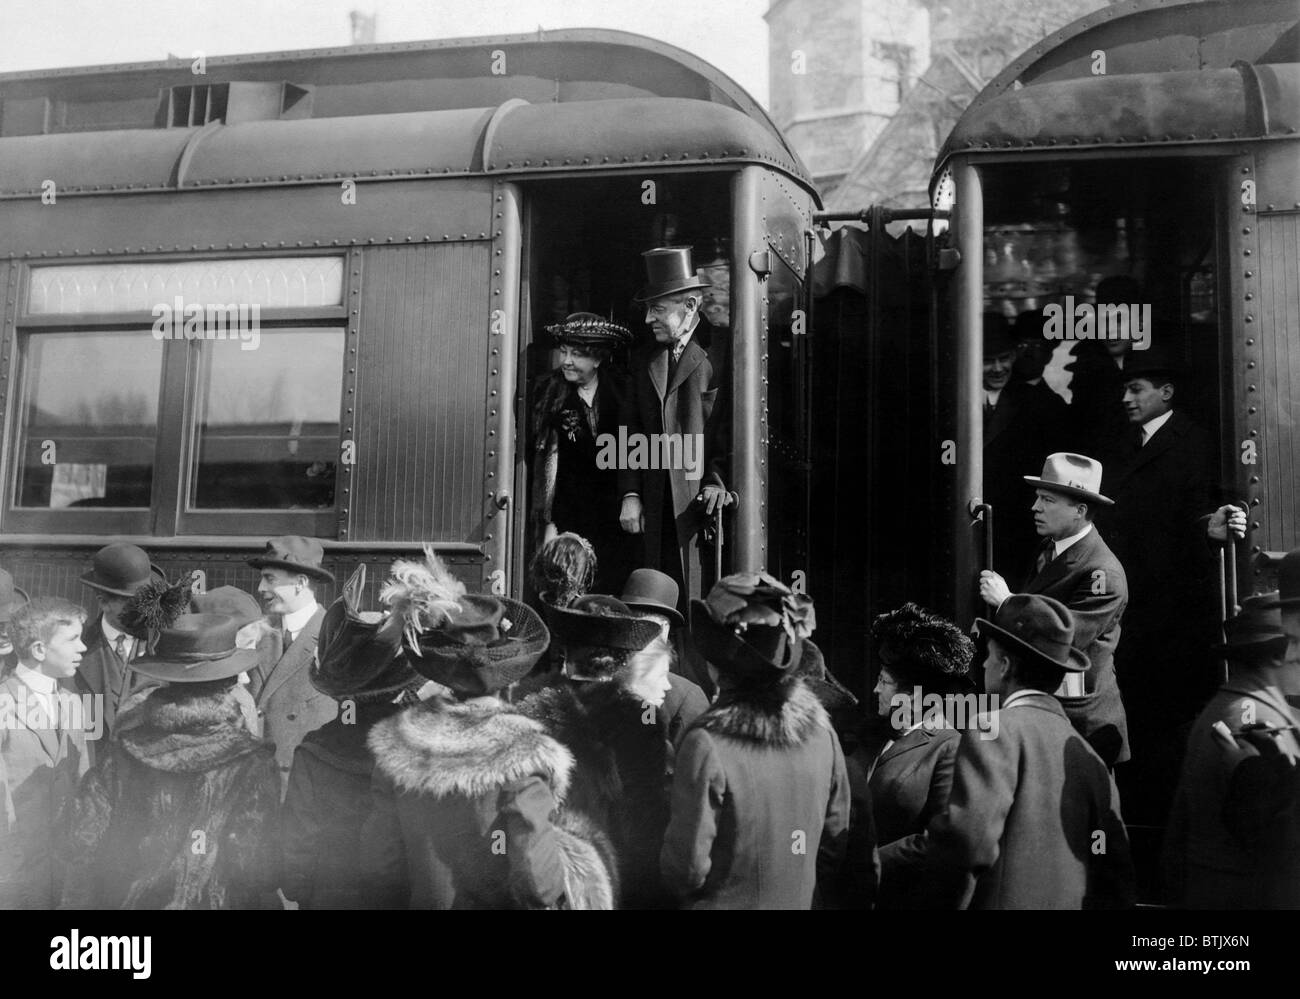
xmin=618 ymin=246 xmax=732 ymax=616
xmin=927 ymin=594 xmax=1134 ymax=909
xmin=245 ymin=536 xmax=336 ymax=797
xmin=1068 ymin=275 xmax=1146 ymax=462
xmin=0 ymin=568 xmax=31 ymax=675
xmin=983 ymin=314 xmax=1053 ymax=575
xmin=660 ymin=572 xmax=853 ymax=909
xmin=61 ymin=608 xmax=280 ymax=909
xmin=1095 ymin=346 xmax=1245 ymax=823
xmin=1163 ymin=586 xmax=1300 ymax=908
xmin=979 ymin=453 xmax=1130 ymax=769
xmin=620 ymin=567 xmax=711 ymax=737
xmin=77 ymin=543 xmax=163 ymax=741
xmin=530 ymin=312 xmax=635 ymax=594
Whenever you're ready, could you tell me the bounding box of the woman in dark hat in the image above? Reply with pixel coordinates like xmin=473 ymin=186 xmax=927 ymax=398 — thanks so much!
xmin=280 ymin=565 xmax=433 ymax=910
xmin=858 ymin=603 xmax=974 ymax=909
xmin=361 ymin=548 xmax=617 ymax=909
xmin=530 ymin=312 xmax=634 ymax=595
xmin=61 ymin=596 xmax=280 ymax=909
xmin=519 ymin=595 xmax=674 ymax=908
xmin=660 ymin=572 xmax=853 ymax=909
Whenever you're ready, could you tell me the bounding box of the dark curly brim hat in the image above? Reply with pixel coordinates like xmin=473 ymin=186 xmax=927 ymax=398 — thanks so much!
xmin=545 ymin=595 xmax=661 ymax=652
xmin=311 ymin=597 xmax=423 ymax=703
xmin=544 ymin=312 xmax=633 ymax=350
xmin=870 ymin=602 xmax=974 ymax=692
xmin=408 ymin=595 xmax=550 ymax=697
xmin=691 ymin=598 xmax=804 ymax=677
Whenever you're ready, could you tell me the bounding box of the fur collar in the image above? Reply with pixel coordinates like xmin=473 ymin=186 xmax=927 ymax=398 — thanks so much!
xmin=118 ymin=687 xmax=267 ymax=773
xmin=693 ymin=677 xmax=829 ymax=748
xmin=369 ymin=695 xmax=572 ymax=801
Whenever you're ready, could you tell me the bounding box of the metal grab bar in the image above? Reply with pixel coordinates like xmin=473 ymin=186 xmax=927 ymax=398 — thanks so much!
xmin=1216 ymin=502 xmax=1248 ymax=684
xmin=712 ymin=491 xmax=740 ymax=580
xmin=969 ymin=499 xmax=993 ymax=574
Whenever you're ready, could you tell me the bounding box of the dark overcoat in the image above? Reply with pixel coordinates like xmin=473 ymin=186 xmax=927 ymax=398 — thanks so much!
xmin=75 ymin=616 xmax=153 ymax=758
xmin=660 ymin=678 xmax=852 ymax=910
xmin=928 ymin=692 xmax=1134 ymax=909
xmin=984 ymin=383 xmax=1052 ymax=576
xmin=1021 ymin=526 xmax=1131 ymax=767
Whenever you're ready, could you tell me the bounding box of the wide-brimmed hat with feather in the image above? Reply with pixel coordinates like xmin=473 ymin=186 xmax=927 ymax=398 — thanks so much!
xmin=544 ymin=312 xmax=633 ymax=350
xmin=380 ymin=546 xmax=549 ymax=697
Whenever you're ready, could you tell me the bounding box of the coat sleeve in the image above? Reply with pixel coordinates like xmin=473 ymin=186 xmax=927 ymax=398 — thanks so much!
xmin=1063 ymin=564 xmax=1125 ymax=653
xmin=660 ymin=728 xmax=725 ymax=898
xmin=498 ymin=774 xmax=567 ymax=909
xmin=220 ymin=753 xmax=283 ymax=905
xmin=1088 ymin=771 xmax=1136 ymax=909
xmin=878 ymin=735 xmax=958 ymax=882
xmin=59 ymin=755 xmax=117 ymax=910
xmin=926 ymin=723 xmax=1018 ymax=907
xmin=278 ymin=747 xmax=320 ymax=904
xmin=359 ymin=772 xmax=409 ymax=908
xmin=816 ymin=728 xmax=855 ymax=897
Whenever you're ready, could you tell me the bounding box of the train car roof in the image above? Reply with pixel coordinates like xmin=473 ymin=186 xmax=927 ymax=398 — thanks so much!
xmin=0 ymin=28 xmax=815 ymax=197
xmin=932 ymin=0 xmax=1299 ymax=190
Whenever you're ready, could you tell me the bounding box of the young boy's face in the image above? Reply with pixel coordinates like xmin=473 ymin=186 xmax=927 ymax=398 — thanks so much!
xmin=32 ymin=620 xmax=86 ymax=679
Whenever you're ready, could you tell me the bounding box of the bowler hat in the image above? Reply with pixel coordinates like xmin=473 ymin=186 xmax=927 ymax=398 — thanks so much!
xmin=619 ymin=569 xmax=684 ymax=627
xmin=691 ymin=572 xmax=816 ymax=677
xmin=983 ymin=313 xmax=1020 ymax=358
xmin=1122 ymin=345 xmax=1179 ymax=382
xmin=1256 ymin=549 xmax=1300 ymax=609
xmin=247 ymin=536 xmax=334 ymax=585
xmin=130 ymin=613 xmax=264 ymax=684
xmin=0 ymin=569 xmax=29 ymax=624
xmin=406 ymin=594 xmax=549 ymax=697
xmin=1211 ymin=594 xmax=1287 ymax=658
xmin=545 ymin=312 xmax=632 ymax=350
xmin=975 ymin=594 xmax=1090 ymax=673
xmin=546 ymin=595 xmax=662 ymax=652
xmin=81 ymin=543 xmax=164 ymax=597
xmin=311 ymin=564 xmax=423 ymax=703
xmin=1023 ymin=452 xmax=1114 ymax=507
xmin=633 ymin=247 xmax=711 ymax=303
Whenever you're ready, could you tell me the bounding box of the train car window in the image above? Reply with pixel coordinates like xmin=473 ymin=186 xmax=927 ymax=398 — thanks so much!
xmin=188 ymin=329 xmax=344 ymax=511
xmin=12 ymin=331 xmax=162 ymax=509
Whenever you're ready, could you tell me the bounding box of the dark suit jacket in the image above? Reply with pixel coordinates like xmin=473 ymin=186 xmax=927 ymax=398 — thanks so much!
xmin=75 ymin=616 xmax=152 ymax=757
xmin=928 ymin=692 xmax=1134 ymax=909
xmin=250 ymin=606 xmax=335 ymax=797
xmin=1022 ymin=527 xmax=1131 ymax=767
xmin=866 ymin=726 xmax=960 ymax=909
xmin=618 ymin=324 xmax=726 ymax=588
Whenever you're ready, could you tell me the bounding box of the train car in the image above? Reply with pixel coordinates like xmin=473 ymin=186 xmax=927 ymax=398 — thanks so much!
xmin=0 ymin=30 xmax=820 ymax=609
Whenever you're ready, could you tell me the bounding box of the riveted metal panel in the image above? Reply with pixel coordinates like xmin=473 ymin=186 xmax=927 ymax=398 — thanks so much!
xmin=350 ymin=242 xmax=492 ymax=544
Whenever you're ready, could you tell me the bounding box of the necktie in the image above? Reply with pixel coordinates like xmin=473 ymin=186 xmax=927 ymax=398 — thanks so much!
xmin=282 ymin=627 xmax=293 ymax=649
xmin=113 ymin=633 xmax=128 ymax=661
xmin=671 ymin=341 xmax=685 ymax=365
xmin=1034 ymin=542 xmax=1055 ymax=576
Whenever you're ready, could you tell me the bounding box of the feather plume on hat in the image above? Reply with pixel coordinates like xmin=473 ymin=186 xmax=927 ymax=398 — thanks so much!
xmin=119 ymin=571 xmax=198 ymax=654
xmin=379 ymin=545 xmax=467 ymax=657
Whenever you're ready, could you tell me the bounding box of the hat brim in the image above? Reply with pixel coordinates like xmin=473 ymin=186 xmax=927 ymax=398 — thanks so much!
xmin=621 ymin=599 xmax=684 ymax=627
xmin=1210 ymin=635 xmax=1288 ymax=658
xmin=690 ymin=599 xmax=803 ymax=675
xmin=545 ymin=602 xmax=662 ymax=651
xmin=131 ymin=646 xmax=263 ymax=684
xmin=974 ymin=618 xmax=1090 ymax=673
xmin=1021 ymin=477 xmax=1114 ymax=507
xmin=632 ymin=277 xmax=711 ymax=304
xmin=81 ymin=563 xmax=168 ymax=598
xmin=408 ymin=597 xmax=549 ymax=695
xmin=246 ymin=557 xmax=335 ymax=585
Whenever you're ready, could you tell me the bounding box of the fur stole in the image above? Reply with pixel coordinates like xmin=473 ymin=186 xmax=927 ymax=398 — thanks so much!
xmin=118 ymin=686 xmax=268 ymax=774
xmin=369 ymin=695 xmax=573 ymax=802
xmin=693 ymin=677 xmax=829 ymax=748
xmin=552 ymin=809 xmax=620 ymax=910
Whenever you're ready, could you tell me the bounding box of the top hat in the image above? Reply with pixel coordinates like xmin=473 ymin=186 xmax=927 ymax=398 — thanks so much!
xmin=632 ymin=247 xmax=711 ymax=304
xmin=983 ymin=313 xmax=1020 ymax=358
xmin=247 ymin=536 xmax=335 ymax=585
xmin=975 ymin=594 xmax=1090 ymax=673
xmin=791 ymin=639 xmax=858 ymax=711
xmin=406 ymin=594 xmax=549 ymax=697
xmin=546 ymin=595 xmax=662 ymax=652
xmin=81 ymin=543 xmax=165 ymax=598
xmin=691 ymin=572 xmax=816 ymax=677
xmin=544 ymin=312 xmax=633 ymax=350
xmin=1211 ymin=594 xmax=1287 ymax=658
xmin=1023 ymin=452 xmax=1114 ymax=507
xmin=1257 ymin=549 xmax=1300 ymax=609
xmin=130 ymin=612 xmax=263 ymax=684
xmin=311 ymin=565 xmax=423 ymax=703
xmin=0 ymin=569 xmax=29 ymax=624
xmin=619 ymin=569 xmax=684 ymax=627
xmin=1121 ymin=345 xmax=1179 ymax=381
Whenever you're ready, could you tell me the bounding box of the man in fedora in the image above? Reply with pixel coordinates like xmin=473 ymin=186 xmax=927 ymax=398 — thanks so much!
xmin=77 ymin=543 xmax=163 ymax=742
xmin=979 ymin=453 xmax=1130 ymax=769
xmin=619 ymin=246 xmax=732 ymax=616
xmin=620 ymin=567 xmax=710 ymax=733
xmin=1164 ymin=587 xmax=1300 ymax=908
xmin=928 ymin=594 xmax=1134 ymax=909
xmin=245 ymin=536 xmax=336 ymax=797
xmin=1096 ymin=347 xmax=1245 ymax=823
xmin=61 ymin=608 xmax=280 ymax=909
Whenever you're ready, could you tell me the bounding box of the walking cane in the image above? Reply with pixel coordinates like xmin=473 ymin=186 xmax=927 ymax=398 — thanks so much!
xmin=1216 ymin=502 xmax=1247 ymax=684
xmin=713 ymin=491 xmax=739 ymax=580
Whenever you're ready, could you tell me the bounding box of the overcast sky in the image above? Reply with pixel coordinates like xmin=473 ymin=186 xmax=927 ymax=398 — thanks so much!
xmin=0 ymin=0 xmax=773 ymax=106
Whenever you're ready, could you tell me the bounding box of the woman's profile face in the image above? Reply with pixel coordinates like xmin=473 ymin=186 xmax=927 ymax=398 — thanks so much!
xmin=558 ymin=344 xmax=600 ymax=385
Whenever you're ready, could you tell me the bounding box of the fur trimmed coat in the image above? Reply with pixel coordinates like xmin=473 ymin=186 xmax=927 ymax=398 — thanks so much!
xmin=519 ymin=679 xmax=675 ymax=908
xmin=660 ymin=677 xmax=852 ymax=909
xmin=361 ymin=695 xmax=618 ymax=909
xmin=61 ymin=685 xmax=281 ymax=909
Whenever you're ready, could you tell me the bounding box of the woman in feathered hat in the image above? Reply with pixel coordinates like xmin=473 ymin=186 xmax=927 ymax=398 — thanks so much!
xmin=519 ymin=595 xmax=675 ymax=908
xmin=361 ymin=548 xmax=618 ymax=909
xmin=280 ymin=564 xmax=435 ymax=910
xmin=530 ymin=312 xmax=634 ymax=595
xmin=660 ymin=573 xmax=854 ymax=909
